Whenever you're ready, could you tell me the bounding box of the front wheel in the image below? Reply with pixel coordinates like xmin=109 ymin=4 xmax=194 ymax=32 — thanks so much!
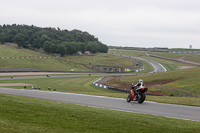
xmin=138 ymin=93 xmax=146 ymax=104
xmin=127 ymin=94 xmax=131 ymax=102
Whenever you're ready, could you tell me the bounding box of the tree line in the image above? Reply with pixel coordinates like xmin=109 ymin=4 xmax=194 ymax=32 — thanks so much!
xmin=0 ymin=24 xmax=108 ymax=56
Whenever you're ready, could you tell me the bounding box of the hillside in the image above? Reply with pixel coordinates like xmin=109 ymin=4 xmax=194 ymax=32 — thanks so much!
xmin=0 ymin=44 xmax=136 ymax=72
xmin=148 ymin=51 xmax=200 ymax=63
xmin=109 ymin=49 xmax=195 ymax=71
xmin=0 ymin=24 xmax=108 ymax=56
xmin=107 ymin=49 xmax=200 ymax=98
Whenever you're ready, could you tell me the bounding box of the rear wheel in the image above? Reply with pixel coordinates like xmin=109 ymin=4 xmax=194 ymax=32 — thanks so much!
xmin=138 ymin=93 xmax=146 ymax=103
xmin=127 ymin=94 xmax=131 ymax=102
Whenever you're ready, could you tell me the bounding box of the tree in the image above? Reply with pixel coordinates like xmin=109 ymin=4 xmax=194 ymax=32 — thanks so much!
xmin=43 ymin=41 xmax=52 ymax=52
xmin=56 ymin=44 xmax=67 ymax=56
xmin=0 ymin=24 xmax=108 ymax=53
xmin=49 ymin=44 xmax=57 ymax=53
xmin=0 ymin=33 xmax=6 ymax=44
xmin=79 ymin=43 xmax=86 ymax=53
xmin=40 ymin=34 xmax=50 ymax=47
xmin=65 ymin=42 xmax=76 ymax=55
xmin=13 ymin=33 xmax=26 ymax=48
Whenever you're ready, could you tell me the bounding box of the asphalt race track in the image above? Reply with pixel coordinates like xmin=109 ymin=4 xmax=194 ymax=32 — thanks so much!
xmin=0 ymin=87 xmax=200 ymax=121
xmin=112 ymin=54 xmax=167 ymax=73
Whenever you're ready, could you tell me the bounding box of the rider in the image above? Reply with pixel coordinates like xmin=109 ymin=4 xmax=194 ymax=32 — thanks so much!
xmin=131 ymin=79 xmax=145 ymax=97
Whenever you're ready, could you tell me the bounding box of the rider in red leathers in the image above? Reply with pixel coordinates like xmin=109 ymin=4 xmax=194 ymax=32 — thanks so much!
xmin=132 ymin=79 xmax=145 ymax=98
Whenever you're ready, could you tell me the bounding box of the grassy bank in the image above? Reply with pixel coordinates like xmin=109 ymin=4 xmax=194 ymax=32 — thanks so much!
xmin=0 ymin=45 xmax=137 ymax=72
xmin=0 ymin=58 xmax=93 ymax=72
xmin=109 ymin=49 xmax=194 ymax=71
xmin=65 ymin=53 xmax=136 ymax=68
xmin=107 ymin=67 xmax=200 ymax=98
xmin=149 ymin=51 xmax=200 ymax=63
xmin=0 ymin=93 xmax=200 ymax=133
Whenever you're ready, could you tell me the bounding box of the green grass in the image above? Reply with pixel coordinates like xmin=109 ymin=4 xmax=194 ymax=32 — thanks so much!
xmin=109 ymin=49 xmax=147 ymax=57
xmin=0 ymin=76 xmax=127 ymax=98
xmin=0 ymin=45 xmax=51 ymax=57
xmin=0 ymin=45 xmax=137 ymax=72
xmin=142 ymin=60 xmax=155 ymax=72
xmin=0 ymin=93 xmax=200 ymax=133
xmin=107 ymin=67 xmax=200 ymax=98
xmin=145 ymin=56 xmax=187 ymax=71
xmin=65 ymin=53 xmax=135 ymax=68
xmin=0 ymin=58 xmax=92 ymax=72
xmin=109 ymin=49 xmax=189 ymax=71
xmin=147 ymin=95 xmax=200 ymax=107
xmin=149 ymin=51 xmax=200 ymax=63
xmin=0 ymin=45 xmax=93 ymax=72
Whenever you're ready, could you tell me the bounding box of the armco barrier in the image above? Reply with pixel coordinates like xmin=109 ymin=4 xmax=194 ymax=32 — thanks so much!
xmin=134 ymin=68 xmax=144 ymax=72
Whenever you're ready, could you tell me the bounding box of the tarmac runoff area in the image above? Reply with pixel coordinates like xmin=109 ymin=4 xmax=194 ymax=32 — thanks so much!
xmin=0 ymin=83 xmax=32 ymax=86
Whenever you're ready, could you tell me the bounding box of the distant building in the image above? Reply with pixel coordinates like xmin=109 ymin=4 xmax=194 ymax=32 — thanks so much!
xmin=189 ymin=45 xmax=192 ymax=49
xmin=77 ymin=51 xmax=83 ymax=56
xmin=85 ymin=51 xmax=92 ymax=55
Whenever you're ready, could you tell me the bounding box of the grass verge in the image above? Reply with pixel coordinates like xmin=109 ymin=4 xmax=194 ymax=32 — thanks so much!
xmin=0 ymin=93 xmax=200 ymax=133
xmin=2 ymin=75 xmax=200 ymax=106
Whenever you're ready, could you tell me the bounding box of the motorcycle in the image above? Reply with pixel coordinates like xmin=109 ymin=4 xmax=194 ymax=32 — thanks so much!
xmin=127 ymin=86 xmax=148 ymax=103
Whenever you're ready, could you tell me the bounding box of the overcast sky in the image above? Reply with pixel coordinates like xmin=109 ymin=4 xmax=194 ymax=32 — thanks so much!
xmin=1 ymin=0 xmax=200 ymax=48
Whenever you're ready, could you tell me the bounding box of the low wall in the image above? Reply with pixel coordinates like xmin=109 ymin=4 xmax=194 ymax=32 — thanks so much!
xmin=86 ymin=64 xmax=123 ymax=73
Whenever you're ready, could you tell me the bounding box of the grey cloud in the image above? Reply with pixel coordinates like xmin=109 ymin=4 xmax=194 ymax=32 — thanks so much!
xmin=0 ymin=0 xmax=200 ymax=48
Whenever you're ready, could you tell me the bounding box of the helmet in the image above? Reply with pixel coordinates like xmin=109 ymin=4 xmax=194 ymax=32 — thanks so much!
xmin=139 ymin=79 xmax=143 ymax=83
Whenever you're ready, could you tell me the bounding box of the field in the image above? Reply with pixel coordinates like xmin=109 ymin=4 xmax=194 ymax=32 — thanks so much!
xmin=107 ymin=67 xmax=200 ymax=98
xmin=0 ymin=93 xmax=200 ymax=133
xmin=149 ymin=52 xmax=200 ymax=63
xmin=0 ymin=45 xmax=136 ymax=72
xmin=0 ymin=58 xmax=94 ymax=72
xmin=0 ymin=76 xmax=127 ymax=98
xmin=64 ymin=53 xmax=135 ymax=68
xmin=109 ymin=49 xmax=192 ymax=71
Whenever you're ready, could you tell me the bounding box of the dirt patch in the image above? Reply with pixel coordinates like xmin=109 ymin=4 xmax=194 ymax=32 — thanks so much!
xmin=179 ymin=66 xmax=195 ymax=69
xmin=177 ymin=56 xmax=185 ymax=61
xmin=145 ymin=80 xmax=176 ymax=86
xmin=97 ymin=76 xmax=116 ymax=84
xmin=0 ymin=83 xmax=32 ymax=86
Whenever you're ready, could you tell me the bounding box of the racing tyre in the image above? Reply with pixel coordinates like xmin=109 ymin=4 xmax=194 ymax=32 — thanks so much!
xmin=127 ymin=94 xmax=131 ymax=102
xmin=138 ymin=93 xmax=146 ymax=104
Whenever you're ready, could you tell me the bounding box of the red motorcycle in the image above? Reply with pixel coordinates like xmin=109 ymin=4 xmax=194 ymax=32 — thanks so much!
xmin=127 ymin=86 xmax=148 ymax=103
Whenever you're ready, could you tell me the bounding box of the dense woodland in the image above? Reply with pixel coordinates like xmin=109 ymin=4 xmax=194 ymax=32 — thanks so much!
xmin=0 ymin=24 xmax=108 ymax=56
